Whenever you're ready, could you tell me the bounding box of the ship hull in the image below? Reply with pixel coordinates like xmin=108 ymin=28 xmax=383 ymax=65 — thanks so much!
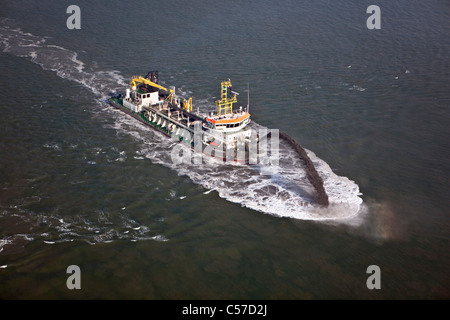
xmin=107 ymin=97 xmax=252 ymax=164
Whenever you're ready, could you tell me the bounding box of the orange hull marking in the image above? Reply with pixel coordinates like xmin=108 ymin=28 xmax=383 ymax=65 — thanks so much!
xmin=206 ymin=113 xmax=250 ymax=125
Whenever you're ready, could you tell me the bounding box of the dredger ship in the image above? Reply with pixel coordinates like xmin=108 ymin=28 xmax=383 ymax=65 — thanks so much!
xmin=108 ymin=71 xmax=254 ymax=164
xmin=108 ymin=71 xmax=329 ymax=206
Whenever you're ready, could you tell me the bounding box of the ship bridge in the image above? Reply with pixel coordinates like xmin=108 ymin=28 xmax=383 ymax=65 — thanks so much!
xmin=205 ymin=80 xmax=251 ymax=132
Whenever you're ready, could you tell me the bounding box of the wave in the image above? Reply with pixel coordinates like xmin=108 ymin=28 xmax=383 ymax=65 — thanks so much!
xmin=0 ymin=205 xmax=168 ymax=254
xmin=0 ymin=21 xmax=364 ymax=234
xmin=0 ymin=19 xmax=126 ymax=98
xmin=110 ymin=113 xmax=364 ymax=221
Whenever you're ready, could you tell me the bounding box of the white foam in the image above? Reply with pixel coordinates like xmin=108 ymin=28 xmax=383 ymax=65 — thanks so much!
xmin=0 ymin=25 xmax=127 ymax=99
xmin=43 ymin=143 xmax=61 ymax=151
xmin=152 ymin=235 xmax=169 ymax=242
xmin=0 ymin=239 xmax=12 ymax=250
xmin=1 ymin=24 xmax=364 ymax=223
xmin=122 ymin=119 xmax=364 ymax=221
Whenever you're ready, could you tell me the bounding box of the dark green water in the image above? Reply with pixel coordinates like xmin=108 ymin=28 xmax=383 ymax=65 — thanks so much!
xmin=0 ymin=0 xmax=449 ymax=299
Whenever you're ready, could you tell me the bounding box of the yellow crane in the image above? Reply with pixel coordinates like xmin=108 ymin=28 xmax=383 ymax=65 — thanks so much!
xmin=166 ymin=89 xmax=175 ymax=104
xmin=183 ymin=97 xmax=192 ymax=112
xmin=130 ymin=76 xmax=168 ymax=92
xmin=130 ymin=75 xmax=193 ymax=111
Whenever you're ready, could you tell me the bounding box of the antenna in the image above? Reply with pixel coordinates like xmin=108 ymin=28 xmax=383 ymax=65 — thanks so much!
xmin=247 ymin=83 xmax=250 ymax=113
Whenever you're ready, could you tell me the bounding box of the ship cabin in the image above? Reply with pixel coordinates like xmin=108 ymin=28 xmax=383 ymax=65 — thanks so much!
xmin=205 ymin=79 xmax=251 ymax=133
xmin=134 ymin=90 xmax=161 ymax=106
xmin=124 ymin=71 xmax=167 ymax=111
xmin=205 ymin=109 xmax=251 ymax=133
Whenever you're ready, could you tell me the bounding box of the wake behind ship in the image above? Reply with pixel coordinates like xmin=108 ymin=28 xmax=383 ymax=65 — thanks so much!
xmin=108 ymin=71 xmax=329 ymax=206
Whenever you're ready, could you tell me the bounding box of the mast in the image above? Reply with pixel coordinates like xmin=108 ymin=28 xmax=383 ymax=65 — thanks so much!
xmin=247 ymin=83 xmax=250 ymax=113
xmin=215 ymin=80 xmax=237 ymax=116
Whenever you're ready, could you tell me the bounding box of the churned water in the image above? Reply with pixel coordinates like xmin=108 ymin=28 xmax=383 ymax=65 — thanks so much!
xmin=0 ymin=0 xmax=449 ymax=299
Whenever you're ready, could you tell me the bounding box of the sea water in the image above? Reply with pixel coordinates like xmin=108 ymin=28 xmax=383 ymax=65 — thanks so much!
xmin=0 ymin=0 xmax=448 ymax=299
